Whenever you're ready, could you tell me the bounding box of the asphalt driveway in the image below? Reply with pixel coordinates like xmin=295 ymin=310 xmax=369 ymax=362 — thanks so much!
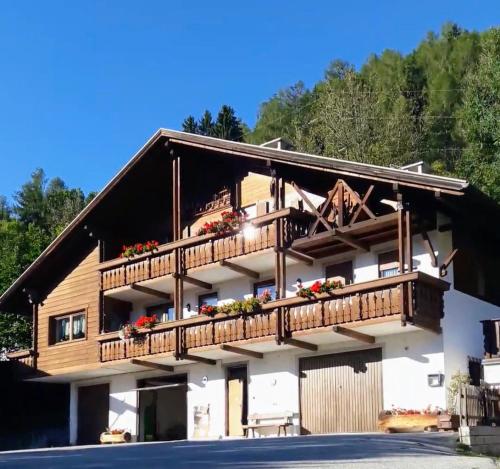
xmin=0 ymin=433 xmax=496 ymax=468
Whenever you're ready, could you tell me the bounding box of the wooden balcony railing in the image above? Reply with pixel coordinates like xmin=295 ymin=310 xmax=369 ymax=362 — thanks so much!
xmin=100 ymin=208 xmax=309 ymax=291
xmin=482 ymin=319 xmax=500 ymax=358
xmin=7 ymin=349 xmax=36 ymax=368
xmin=98 ymin=272 xmax=449 ymax=363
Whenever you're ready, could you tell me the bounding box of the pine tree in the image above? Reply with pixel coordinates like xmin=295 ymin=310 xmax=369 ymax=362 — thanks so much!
xmin=213 ymin=105 xmax=244 ymax=142
xmin=182 ymin=115 xmax=198 ymax=134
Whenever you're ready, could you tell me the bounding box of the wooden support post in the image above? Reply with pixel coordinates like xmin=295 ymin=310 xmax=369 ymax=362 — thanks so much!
xmin=397 ymin=194 xmax=407 ymax=326
xmin=337 ymin=180 xmax=345 ymax=227
xmin=405 ymin=209 xmax=414 ymax=320
xmin=171 ymin=147 xmax=183 ymax=320
xmin=32 ymin=302 xmax=38 ymax=369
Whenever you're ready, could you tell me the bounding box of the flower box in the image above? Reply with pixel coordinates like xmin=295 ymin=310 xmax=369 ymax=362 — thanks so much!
xmin=100 ymin=430 xmax=131 ymax=444
xmin=378 ymin=413 xmax=438 ymax=433
xmin=437 ymin=414 xmax=459 ymax=430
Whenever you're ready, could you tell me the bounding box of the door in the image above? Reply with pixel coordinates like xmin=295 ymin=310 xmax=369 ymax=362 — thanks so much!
xmin=137 ymin=375 xmax=187 ymax=442
xmin=300 ymin=349 xmax=382 ymax=434
xmin=77 ymin=383 xmax=109 ymax=445
xmin=227 ymin=366 xmax=247 ymax=436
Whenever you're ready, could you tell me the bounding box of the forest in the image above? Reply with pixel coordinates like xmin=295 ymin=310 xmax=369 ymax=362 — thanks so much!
xmin=1 ymin=22 xmax=499 ymax=351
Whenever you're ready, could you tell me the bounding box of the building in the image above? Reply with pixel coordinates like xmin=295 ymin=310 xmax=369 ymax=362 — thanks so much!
xmin=2 ymin=129 xmax=499 ymax=444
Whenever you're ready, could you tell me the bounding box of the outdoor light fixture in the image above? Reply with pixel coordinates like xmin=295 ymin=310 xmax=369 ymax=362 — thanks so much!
xmin=243 ymin=223 xmax=256 ymax=240
xmin=427 ymin=373 xmax=444 ymax=387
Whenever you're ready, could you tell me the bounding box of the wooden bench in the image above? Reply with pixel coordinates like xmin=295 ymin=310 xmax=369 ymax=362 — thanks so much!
xmin=242 ymin=412 xmax=293 ymax=437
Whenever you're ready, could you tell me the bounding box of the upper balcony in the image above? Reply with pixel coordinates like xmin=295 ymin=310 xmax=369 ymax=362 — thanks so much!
xmin=99 ymin=207 xmax=310 ymax=293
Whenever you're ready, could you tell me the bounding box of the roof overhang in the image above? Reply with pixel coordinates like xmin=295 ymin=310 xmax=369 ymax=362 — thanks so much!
xmin=0 ymin=128 xmax=475 ymax=313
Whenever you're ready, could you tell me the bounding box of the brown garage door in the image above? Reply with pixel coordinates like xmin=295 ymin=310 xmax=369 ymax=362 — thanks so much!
xmin=77 ymin=383 xmax=109 ymax=444
xmin=300 ymin=348 xmax=382 ymax=434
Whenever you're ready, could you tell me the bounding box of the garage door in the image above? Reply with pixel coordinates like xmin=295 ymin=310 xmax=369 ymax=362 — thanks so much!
xmin=77 ymin=383 xmax=109 ymax=445
xmin=299 ymin=348 xmax=382 ymax=434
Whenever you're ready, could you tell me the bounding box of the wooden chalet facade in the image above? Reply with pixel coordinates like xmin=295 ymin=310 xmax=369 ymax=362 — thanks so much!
xmin=2 ymin=130 xmax=500 ymax=443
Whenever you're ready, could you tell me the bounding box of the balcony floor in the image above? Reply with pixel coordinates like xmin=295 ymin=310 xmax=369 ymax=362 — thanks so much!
xmin=28 ymin=314 xmax=421 ymax=383
xmin=103 ymin=247 xmax=300 ymax=303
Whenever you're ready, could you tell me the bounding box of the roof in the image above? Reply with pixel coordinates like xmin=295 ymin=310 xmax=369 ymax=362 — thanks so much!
xmin=0 ymin=129 xmax=471 ymax=311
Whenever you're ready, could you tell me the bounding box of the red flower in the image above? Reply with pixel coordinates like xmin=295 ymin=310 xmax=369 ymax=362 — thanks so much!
xmin=310 ymin=281 xmax=322 ymax=294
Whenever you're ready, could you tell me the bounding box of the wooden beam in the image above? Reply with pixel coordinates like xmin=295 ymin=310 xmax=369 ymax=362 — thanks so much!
xmin=421 ymin=230 xmax=438 ymax=268
xmin=220 ymin=344 xmax=264 ymax=359
xmin=283 ymin=337 xmax=318 ymax=351
xmin=335 ymin=230 xmax=369 ymax=252
xmin=283 ymin=248 xmax=314 ymax=266
xmin=291 ymin=181 xmax=333 ymax=233
xmin=332 ymin=326 xmax=375 ymax=344
xmin=177 ymin=274 xmax=212 ymax=290
xmin=440 ymin=248 xmax=458 ymax=277
xmin=130 ymin=359 xmax=174 ymax=372
xmin=179 ymin=354 xmax=216 ymax=365
xmin=219 ymin=260 xmax=259 ymax=279
xmin=130 ymin=284 xmax=171 ymax=301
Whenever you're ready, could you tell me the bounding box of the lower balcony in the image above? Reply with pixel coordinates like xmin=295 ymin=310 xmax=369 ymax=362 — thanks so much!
xmin=6 ymin=349 xmax=36 ymax=368
xmin=97 ymin=272 xmax=448 ymax=365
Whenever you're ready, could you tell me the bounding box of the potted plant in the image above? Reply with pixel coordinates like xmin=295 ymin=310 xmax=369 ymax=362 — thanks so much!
xmin=296 ymin=279 xmax=343 ymax=299
xmin=438 ymin=371 xmax=469 ymax=430
xmin=135 ymin=314 xmax=158 ymax=330
xmin=119 ymin=240 xmax=159 ymax=259
xmin=118 ymin=323 xmax=138 ymax=341
xmin=100 ymin=428 xmax=132 ymax=444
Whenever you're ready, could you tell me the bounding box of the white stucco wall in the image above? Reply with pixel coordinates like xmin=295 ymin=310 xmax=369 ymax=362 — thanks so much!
xmin=69 ymin=211 xmax=500 ymax=441
xmin=69 ymin=329 xmax=447 ymax=441
xmin=483 ymin=360 xmax=500 ymax=386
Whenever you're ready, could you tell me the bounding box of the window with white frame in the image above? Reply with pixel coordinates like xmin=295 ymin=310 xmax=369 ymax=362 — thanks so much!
xmin=50 ymin=311 xmax=86 ymax=344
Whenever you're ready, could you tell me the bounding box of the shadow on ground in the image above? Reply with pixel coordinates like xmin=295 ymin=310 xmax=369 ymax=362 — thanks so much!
xmin=0 ymin=433 xmax=495 ymax=469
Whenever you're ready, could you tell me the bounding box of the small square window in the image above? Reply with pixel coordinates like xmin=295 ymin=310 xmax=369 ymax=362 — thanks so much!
xmin=198 ymin=293 xmax=218 ymax=312
xmin=254 ymin=280 xmax=276 ymax=300
xmin=378 ymin=250 xmax=399 ymax=278
xmin=50 ymin=311 xmax=86 ymax=344
xmin=146 ymin=303 xmax=175 ymax=323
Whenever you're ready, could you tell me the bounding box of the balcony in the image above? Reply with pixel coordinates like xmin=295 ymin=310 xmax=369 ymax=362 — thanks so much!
xmin=7 ymin=349 xmax=36 ymax=368
xmin=99 ymin=207 xmax=309 ymax=292
xmin=97 ymin=272 xmax=449 ymax=364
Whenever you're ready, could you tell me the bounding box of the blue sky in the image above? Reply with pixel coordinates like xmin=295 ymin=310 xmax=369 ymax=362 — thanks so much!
xmin=0 ymin=1 xmax=498 ymax=199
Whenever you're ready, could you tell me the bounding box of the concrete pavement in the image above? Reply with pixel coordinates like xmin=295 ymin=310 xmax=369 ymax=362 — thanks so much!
xmin=0 ymin=432 xmax=496 ymax=468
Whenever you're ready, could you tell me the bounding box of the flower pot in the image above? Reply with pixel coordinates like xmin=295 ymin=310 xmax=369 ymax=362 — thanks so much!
xmin=377 ymin=413 xmax=438 ymax=433
xmin=100 ymin=431 xmax=131 ymax=444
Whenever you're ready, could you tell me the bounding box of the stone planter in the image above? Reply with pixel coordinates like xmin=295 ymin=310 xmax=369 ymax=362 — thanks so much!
xmin=378 ymin=413 xmax=438 ymax=433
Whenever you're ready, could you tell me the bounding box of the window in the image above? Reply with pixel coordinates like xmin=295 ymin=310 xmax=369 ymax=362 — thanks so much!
xmin=50 ymin=311 xmax=86 ymax=344
xmin=253 ymin=280 xmax=276 ymax=300
xmin=325 ymin=260 xmax=354 ymax=285
xmin=146 ymin=303 xmax=175 ymax=323
xmin=198 ymin=293 xmax=218 ymax=312
xmin=378 ymin=250 xmax=399 ymax=278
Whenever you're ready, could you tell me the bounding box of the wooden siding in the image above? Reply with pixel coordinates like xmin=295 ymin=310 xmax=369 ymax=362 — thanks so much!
xmin=36 ymin=244 xmax=100 ymax=373
xmin=299 ymin=349 xmax=383 ymax=434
